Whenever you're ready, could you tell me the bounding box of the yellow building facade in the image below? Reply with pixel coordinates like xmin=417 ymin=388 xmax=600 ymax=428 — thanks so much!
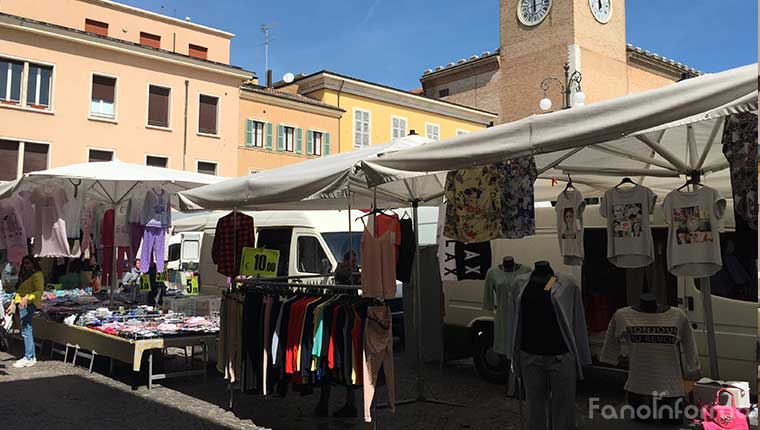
xmin=278 ymin=71 xmax=497 ymax=154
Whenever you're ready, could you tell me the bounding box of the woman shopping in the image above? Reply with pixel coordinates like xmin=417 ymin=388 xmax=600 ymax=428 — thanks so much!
xmin=5 ymin=256 xmax=44 ymax=368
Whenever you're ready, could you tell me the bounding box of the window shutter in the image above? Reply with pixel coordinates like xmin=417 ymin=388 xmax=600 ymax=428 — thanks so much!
xmin=245 ymin=119 xmax=253 ymax=147
xmin=147 ymin=86 xmax=170 ymax=127
xmin=277 ymin=124 xmax=284 ymax=151
xmin=295 ymin=128 xmax=303 ymax=154
xmin=92 ymin=75 xmax=115 ymax=102
xmin=323 ymin=133 xmax=330 ymax=155
xmin=265 ymin=122 xmax=273 ymax=150
xmin=306 ymin=130 xmax=314 ymax=155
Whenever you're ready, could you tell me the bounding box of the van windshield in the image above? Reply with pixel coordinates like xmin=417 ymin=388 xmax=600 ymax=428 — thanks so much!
xmin=322 ymin=232 xmax=362 ymax=265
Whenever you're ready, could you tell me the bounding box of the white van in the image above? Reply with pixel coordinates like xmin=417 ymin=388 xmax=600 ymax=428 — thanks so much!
xmin=442 ymin=201 xmax=758 ymax=392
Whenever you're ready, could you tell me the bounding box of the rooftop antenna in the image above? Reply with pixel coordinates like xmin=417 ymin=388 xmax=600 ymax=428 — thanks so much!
xmin=260 ymin=24 xmax=274 ymax=76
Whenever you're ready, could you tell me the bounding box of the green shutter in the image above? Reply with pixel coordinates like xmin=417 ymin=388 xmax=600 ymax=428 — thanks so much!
xmin=323 ymin=133 xmax=330 ymax=155
xmin=296 ymin=128 xmax=303 ymax=154
xmin=306 ymin=130 xmax=314 ymax=155
xmin=245 ymin=119 xmax=253 ymax=147
xmin=277 ymin=124 xmax=284 ymax=151
xmin=265 ymin=122 xmax=273 ymax=150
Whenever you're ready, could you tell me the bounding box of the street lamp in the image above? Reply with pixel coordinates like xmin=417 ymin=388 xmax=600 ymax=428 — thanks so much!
xmin=539 ymin=63 xmax=585 ymax=111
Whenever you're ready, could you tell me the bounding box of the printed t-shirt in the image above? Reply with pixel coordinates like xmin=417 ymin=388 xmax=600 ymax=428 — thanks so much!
xmin=30 ymin=185 xmax=71 ymax=257
xmin=600 ymin=185 xmax=657 ymax=268
xmin=555 ymin=189 xmax=586 ymax=266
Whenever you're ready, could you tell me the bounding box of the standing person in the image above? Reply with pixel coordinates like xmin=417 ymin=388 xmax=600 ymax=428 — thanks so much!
xmin=335 ymin=251 xmax=360 ymax=286
xmin=5 ymin=256 xmax=44 ymax=368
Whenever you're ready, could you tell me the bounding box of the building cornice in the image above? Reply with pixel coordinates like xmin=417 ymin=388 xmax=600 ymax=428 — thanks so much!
xmin=240 ymin=88 xmax=344 ymax=118
xmin=290 ymin=72 xmax=498 ymax=125
xmin=420 ymin=52 xmax=501 ymax=82
xmin=626 ymin=44 xmax=702 ymax=79
xmin=0 ymin=13 xmax=252 ymax=80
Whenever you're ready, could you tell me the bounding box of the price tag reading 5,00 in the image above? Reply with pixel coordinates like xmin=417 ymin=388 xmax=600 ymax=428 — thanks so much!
xmin=240 ymin=247 xmax=280 ymax=278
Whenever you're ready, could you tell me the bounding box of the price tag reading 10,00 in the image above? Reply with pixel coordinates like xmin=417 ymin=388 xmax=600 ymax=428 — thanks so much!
xmin=240 ymin=247 xmax=280 ymax=278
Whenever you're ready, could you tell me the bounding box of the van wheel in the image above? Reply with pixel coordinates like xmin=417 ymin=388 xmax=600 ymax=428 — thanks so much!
xmin=473 ymin=329 xmax=508 ymax=384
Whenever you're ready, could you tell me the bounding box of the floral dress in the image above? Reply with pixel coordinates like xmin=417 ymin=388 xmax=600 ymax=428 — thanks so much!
xmin=501 ymin=156 xmax=538 ymax=239
xmin=722 ymin=112 xmax=758 ymax=231
xmin=444 ymin=164 xmax=504 ymax=243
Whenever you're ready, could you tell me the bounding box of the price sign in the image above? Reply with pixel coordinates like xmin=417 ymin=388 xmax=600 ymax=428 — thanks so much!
xmin=139 ymin=274 xmax=151 ymax=292
xmin=240 ymin=247 xmax=280 ymax=278
xmin=186 ymin=275 xmax=199 ymax=296
xmin=156 ymin=270 xmax=168 ymax=283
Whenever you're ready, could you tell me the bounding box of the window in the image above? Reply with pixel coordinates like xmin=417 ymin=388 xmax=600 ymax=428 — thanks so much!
xmin=146 ymin=155 xmax=168 ymax=168
xmin=0 ymin=58 xmax=23 ymax=105
xmin=188 ymin=44 xmax=208 ymax=60
xmin=353 ymin=109 xmax=370 ymax=148
xmin=84 ymin=19 xmax=109 ymax=37
xmin=25 ymin=64 xmax=52 ymax=109
xmin=167 ymin=243 xmax=180 ymax=262
xmin=426 ymin=123 xmax=440 ymax=140
xmin=297 ymin=236 xmax=331 ymax=274
xmin=139 ymin=32 xmax=161 ymax=49
xmin=256 ymin=228 xmax=292 ymax=277
xmin=245 ymin=120 xmax=265 ymax=148
xmin=198 ymin=94 xmax=218 ymax=135
xmin=283 ymin=126 xmax=295 ymax=152
xmin=438 ymin=88 xmax=449 ymax=97
xmin=147 ymin=85 xmax=170 ymax=128
xmin=391 ymin=116 xmax=407 ymax=140
xmin=312 ymin=131 xmax=323 ymax=156
xmin=88 ymin=149 xmax=113 ymax=162
xmin=457 ymin=129 xmax=469 ymax=136
xmin=90 ymin=74 xmax=116 ymax=119
xmin=0 ymin=140 xmax=49 ymax=181
xmin=197 ymin=161 xmax=217 ymax=175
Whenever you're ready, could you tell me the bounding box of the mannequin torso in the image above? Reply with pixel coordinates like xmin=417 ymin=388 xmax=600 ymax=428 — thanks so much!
xmin=520 ymin=261 xmax=569 ymax=355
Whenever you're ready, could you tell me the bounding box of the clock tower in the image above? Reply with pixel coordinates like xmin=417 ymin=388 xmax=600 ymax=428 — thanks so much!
xmin=499 ymin=0 xmax=628 ymax=122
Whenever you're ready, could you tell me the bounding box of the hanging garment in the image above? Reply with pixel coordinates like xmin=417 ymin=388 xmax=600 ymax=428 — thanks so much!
xmin=600 ymin=185 xmax=657 ymax=268
xmin=663 ymin=186 xmax=726 ymax=277
xmin=396 ymin=218 xmax=415 ymax=283
xmin=128 ymin=193 xmax=144 ymax=224
xmin=360 ymin=228 xmax=396 ymax=299
xmin=444 ymin=164 xmax=504 ymax=243
xmin=510 ymin=272 xmax=592 ymax=379
xmin=16 ymin=191 xmax=35 ymax=239
xmin=140 ymin=227 xmax=166 ymax=273
xmin=141 ymin=188 xmax=171 ymax=228
xmin=556 ymin=189 xmax=586 ymax=266
xmin=722 ymin=112 xmax=758 ymax=231
xmin=92 ymin=203 xmax=106 ymax=250
xmin=211 ymin=212 xmax=255 ymax=277
xmin=362 ymin=305 xmax=395 ymax=422
xmin=0 ymin=195 xmax=31 ymax=264
xmin=114 ymin=200 xmax=131 ymax=247
xmin=482 ymin=263 xmax=532 ymax=356
xmin=30 ymin=185 xmax=70 ymax=257
xmin=376 ymin=213 xmax=401 ymax=260
xmin=80 ymin=200 xmax=100 ymax=256
xmin=600 ymin=306 xmax=699 ymax=397
xmin=101 ymin=245 xmax=129 ymax=287
xmin=63 ymin=184 xmax=84 ymax=240
xmin=129 ymin=222 xmax=144 ymax=266
xmin=501 ymin=156 xmax=538 ymax=239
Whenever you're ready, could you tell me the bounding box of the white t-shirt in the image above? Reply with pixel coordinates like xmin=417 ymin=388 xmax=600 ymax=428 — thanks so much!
xmin=662 ymin=186 xmax=726 ymax=277
xmin=600 ymin=185 xmax=657 ymax=268
xmin=555 ymin=189 xmax=586 ymax=266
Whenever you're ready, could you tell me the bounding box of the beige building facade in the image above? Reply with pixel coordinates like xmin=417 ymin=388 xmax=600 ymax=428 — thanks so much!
xmin=0 ymin=0 xmax=252 ymax=179
xmin=421 ymin=0 xmax=700 ymax=124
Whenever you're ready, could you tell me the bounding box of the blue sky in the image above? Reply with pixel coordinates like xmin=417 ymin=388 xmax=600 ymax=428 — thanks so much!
xmin=122 ymin=0 xmax=757 ymax=90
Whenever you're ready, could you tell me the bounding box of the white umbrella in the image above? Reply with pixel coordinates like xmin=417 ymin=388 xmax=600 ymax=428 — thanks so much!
xmin=0 ymin=160 xmax=225 ymax=303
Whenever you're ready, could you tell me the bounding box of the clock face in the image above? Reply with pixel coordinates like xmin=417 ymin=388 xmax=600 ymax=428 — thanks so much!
xmin=517 ymin=0 xmax=552 ymax=27
xmin=589 ymin=0 xmax=612 ymax=23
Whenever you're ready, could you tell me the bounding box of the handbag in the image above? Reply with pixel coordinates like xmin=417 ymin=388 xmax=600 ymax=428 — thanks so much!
xmin=699 ymin=389 xmax=748 ymax=430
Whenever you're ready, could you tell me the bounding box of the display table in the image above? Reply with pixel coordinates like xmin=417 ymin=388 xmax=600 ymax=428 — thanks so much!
xmin=32 ymin=316 xmax=216 ymax=389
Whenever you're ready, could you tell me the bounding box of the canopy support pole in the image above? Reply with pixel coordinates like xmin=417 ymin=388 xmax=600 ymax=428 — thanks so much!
xmin=561 ymin=166 xmax=681 ymax=178
xmin=589 ymin=145 xmax=680 ymax=172
xmin=687 ymin=125 xmax=699 ymax=170
xmin=537 ymin=147 xmax=585 ymax=175
xmin=702 ymin=159 xmax=730 ymax=174
xmin=636 ymin=134 xmax=690 ymax=173
xmin=697 ymin=278 xmax=721 ymax=379
xmin=697 ymin=118 xmax=725 ymax=170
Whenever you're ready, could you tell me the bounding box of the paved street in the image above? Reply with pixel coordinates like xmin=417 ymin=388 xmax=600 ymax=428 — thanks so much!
xmin=0 ymin=340 xmax=696 ymax=430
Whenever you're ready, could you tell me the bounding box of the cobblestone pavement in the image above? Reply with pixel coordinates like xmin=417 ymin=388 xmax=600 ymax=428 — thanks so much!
xmin=0 ymin=340 xmax=694 ymax=430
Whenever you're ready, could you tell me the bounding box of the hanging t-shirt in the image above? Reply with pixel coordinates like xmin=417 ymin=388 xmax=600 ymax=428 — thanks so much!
xmin=501 ymin=156 xmax=537 ymax=239
xmin=444 ymin=164 xmax=504 ymax=243
xmin=600 ymin=185 xmax=657 ymax=268
xmin=30 ymin=185 xmax=70 ymax=257
xmin=128 ymin=193 xmax=145 ymax=224
xmin=555 ymin=189 xmax=586 ymax=266
xmin=376 ymin=213 xmax=401 ymax=260
xmin=600 ymin=306 xmax=699 ymax=397
xmin=0 ymin=194 xmax=30 ymax=264
xmin=482 ymin=263 xmax=531 ymax=356
xmin=662 ymin=186 xmax=726 ymax=277
xmin=141 ymin=189 xmax=171 ymax=228
xmin=63 ymin=185 xmax=84 ymax=239
xmin=114 ymin=200 xmax=131 ymax=247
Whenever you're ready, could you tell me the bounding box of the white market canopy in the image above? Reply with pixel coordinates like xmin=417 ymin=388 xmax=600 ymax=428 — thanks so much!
xmin=0 ymin=160 xmax=225 ymax=206
xmin=362 ymin=63 xmax=758 ymax=201
xmin=178 ymin=135 xmax=446 ymax=211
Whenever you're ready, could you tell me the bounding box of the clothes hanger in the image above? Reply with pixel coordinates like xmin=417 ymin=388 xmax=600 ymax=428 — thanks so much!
xmin=677 ymin=176 xmax=703 ymax=192
xmin=563 ymin=175 xmax=575 ymax=195
xmin=401 ymin=211 xmax=411 ymax=220
xmin=615 ymin=177 xmax=637 ymax=189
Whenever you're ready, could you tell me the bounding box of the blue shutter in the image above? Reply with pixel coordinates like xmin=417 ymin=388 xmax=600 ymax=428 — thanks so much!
xmin=265 ymin=122 xmax=273 ymax=150
xmin=245 ymin=119 xmax=253 ymax=147
xmin=306 ymin=130 xmax=314 ymax=155
xmin=323 ymin=133 xmax=330 ymax=155
xmin=295 ymin=128 xmax=303 ymax=154
xmin=277 ymin=124 xmax=284 ymax=151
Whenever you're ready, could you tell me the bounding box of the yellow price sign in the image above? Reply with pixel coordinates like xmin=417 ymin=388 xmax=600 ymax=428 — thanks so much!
xmin=240 ymin=247 xmax=280 ymax=278
xmin=139 ymin=274 xmax=151 ymax=292
xmin=156 ymin=270 xmax=168 ymax=283
xmin=186 ymin=275 xmax=199 ymax=296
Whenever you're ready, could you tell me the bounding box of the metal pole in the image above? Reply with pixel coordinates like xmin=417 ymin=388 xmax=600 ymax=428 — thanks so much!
xmin=412 ymin=200 xmax=425 ymax=400
xmin=698 ymin=277 xmax=720 ymax=379
xmin=110 ymin=203 xmax=118 ymax=305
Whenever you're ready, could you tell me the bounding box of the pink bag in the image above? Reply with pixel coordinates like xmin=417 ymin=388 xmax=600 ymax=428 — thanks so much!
xmin=700 ymin=389 xmax=748 ymax=430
